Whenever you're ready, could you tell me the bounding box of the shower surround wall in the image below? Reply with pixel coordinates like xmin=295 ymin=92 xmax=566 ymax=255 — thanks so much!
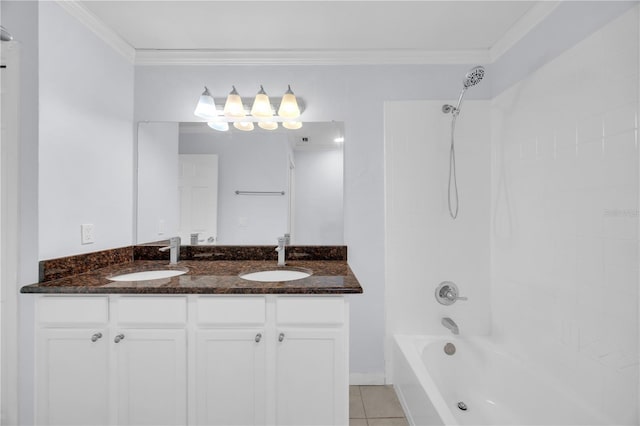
xmin=384 ymin=101 xmax=492 ymax=376
xmin=491 ymin=7 xmax=639 ymax=424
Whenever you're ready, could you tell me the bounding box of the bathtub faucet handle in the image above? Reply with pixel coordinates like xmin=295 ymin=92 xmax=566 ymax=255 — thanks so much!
xmin=445 ymin=290 xmax=467 ymax=302
xmin=435 ymin=281 xmax=467 ymax=305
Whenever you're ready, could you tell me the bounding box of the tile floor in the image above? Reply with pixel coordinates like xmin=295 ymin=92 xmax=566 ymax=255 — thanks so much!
xmin=350 ymin=385 xmax=408 ymax=426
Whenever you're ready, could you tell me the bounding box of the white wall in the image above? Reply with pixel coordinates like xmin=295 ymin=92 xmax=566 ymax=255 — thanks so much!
xmin=179 ymin=129 xmax=290 ymax=245
xmin=1 ymin=2 xmax=39 ymax=424
xmin=491 ymin=7 xmax=639 ymax=424
xmin=137 ymin=122 xmax=179 ymax=243
xmin=293 ymin=149 xmax=344 ymax=245
xmin=384 ymin=101 xmax=492 ymax=379
xmin=38 ymin=1 xmax=134 ymax=259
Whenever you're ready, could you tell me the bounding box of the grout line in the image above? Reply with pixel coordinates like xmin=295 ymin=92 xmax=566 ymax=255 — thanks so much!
xmin=358 ymin=385 xmax=368 ymax=419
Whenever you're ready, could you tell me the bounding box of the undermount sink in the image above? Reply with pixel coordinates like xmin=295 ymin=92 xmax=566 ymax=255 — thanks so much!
xmin=240 ymin=269 xmax=312 ymax=282
xmin=108 ymin=269 xmax=187 ymax=282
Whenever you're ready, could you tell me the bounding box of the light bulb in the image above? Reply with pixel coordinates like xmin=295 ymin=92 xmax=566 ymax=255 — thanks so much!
xmin=258 ymin=121 xmax=278 ymax=130
xmin=278 ymin=85 xmax=300 ymax=119
xmin=207 ymin=121 xmax=229 ymax=132
xmin=233 ymin=121 xmax=255 ymax=131
xmin=251 ymin=85 xmax=273 ymax=118
xmin=224 ymin=86 xmax=246 ymax=118
xmin=282 ymin=121 xmax=303 ymax=130
xmin=194 ymin=86 xmax=218 ymax=119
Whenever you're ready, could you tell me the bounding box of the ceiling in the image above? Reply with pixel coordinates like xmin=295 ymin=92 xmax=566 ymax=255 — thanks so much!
xmin=79 ymin=1 xmax=538 ymax=54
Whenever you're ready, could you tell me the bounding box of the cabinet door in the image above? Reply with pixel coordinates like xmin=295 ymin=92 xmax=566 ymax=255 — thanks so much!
xmin=36 ymin=328 xmax=110 ymax=426
xmin=115 ymin=329 xmax=187 ymax=426
xmin=275 ymin=329 xmax=347 ymax=426
xmin=195 ymin=329 xmax=266 ymax=425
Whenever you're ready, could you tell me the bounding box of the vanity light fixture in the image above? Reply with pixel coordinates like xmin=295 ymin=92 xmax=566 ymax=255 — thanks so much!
xmin=334 ymin=136 xmax=344 ymax=143
xmin=251 ymin=85 xmax=274 ymax=118
xmin=194 ymin=84 xmax=304 ymax=132
xmin=233 ymin=121 xmax=255 ymax=131
xmin=194 ymin=86 xmax=218 ymax=119
xmin=258 ymin=121 xmax=278 ymax=131
xmin=282 ymin=121 xmax=303 ymax=130
xmin=223 ymin=86 xmax=245 ymax=118
xmin=278 ymin=85 xmax=301 ymax=119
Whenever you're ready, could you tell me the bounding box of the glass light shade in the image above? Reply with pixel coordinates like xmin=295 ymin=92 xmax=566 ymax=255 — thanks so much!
xmin=282 ymin=121 xmax=303 ymax=130
xmin=223 ymin=86 xmax=246 ymax=118
xmin=277 ymin=85 xmax=300 ymax=119
xmin=251 ymin=86 xmax=273 ymax=118
xmin=194 ymin=87 xmax=218 ymax=119
xmin=207 ymin=121 xmax=229 ymax=132
xmin=233 ymin=121 xmax=255 ymax=131
xmin=258 ymin=121 xmax=278 ymax=130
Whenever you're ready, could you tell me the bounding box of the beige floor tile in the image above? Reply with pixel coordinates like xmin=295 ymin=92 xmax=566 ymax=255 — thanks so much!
xmin=360 ymin=385 xmax=406 ymax=419
xmin=350 ymin=385 xmax=366 ymax=418
xmin=349 ymin=419 xmax=368 ymax=426
xmin=367 ymin=418 xmax=408 ymax=426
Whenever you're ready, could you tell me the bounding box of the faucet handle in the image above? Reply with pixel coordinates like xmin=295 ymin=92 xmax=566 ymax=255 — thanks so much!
xmin=445 ymin=290 xmax=467 ymax=302
xmin=435 ymin=281 xmax=467 ymax=305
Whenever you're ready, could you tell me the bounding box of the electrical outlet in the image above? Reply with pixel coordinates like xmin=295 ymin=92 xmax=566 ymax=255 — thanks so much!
xmin=81 ymin=224 xmax=95 ymax=244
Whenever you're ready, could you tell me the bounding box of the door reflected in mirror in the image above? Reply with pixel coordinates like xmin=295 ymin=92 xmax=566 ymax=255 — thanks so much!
xmin=137 ymin=121 xmax=344 ymax=246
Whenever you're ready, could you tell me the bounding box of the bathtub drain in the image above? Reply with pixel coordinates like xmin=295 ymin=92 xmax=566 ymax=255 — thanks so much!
xmin=457 ymin=401 xmax=468 ymax=411
xmin=444 ymin=342 xmax=456 ymax=355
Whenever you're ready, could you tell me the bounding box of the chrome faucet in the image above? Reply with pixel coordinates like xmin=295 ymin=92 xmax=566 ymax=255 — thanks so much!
xmin=275 ymin=236 xmax=286 ymax=266
xmin=159 ymin=236 xmax=181 ymax=265
xmin=441 ymin=317 xmax=459 ymax=335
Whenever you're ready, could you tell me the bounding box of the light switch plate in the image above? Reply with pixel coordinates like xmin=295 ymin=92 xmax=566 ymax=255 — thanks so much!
xmin=81 ymin=224 xmax=95 ymax=244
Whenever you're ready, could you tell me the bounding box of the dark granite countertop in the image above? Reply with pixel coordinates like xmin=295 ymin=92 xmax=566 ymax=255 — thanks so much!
xmin=20 ymin=260 xmax=363 ymax=295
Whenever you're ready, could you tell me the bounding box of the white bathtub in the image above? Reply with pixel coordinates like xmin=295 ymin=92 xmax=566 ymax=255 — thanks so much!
xmin=393 ymin=335 xmax=611 ymax=426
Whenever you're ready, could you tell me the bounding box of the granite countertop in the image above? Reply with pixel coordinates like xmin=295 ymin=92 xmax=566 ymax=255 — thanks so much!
xmin=20 ymin=260 xmax=363 ymax=295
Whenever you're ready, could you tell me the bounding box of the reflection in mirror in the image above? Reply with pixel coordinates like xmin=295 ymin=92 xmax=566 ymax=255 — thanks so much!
xmin=136 ymin=121 xmax=344 ymax=246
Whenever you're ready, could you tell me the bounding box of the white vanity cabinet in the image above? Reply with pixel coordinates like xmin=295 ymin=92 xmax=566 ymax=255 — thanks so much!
xmin=193 ymin=296 xmax=268 ymax=426
xmin=34 ymin=294 xmax=348 ymax=426
xmin=36 ymin=297 xmax=111 ymax=426
xmin=113 ymin=297 xmax=188 ymax=426
xmin=274 ymin=297 xmax=348 ymax=426
xmin=36 ymin=296 xmax=188 ymax=426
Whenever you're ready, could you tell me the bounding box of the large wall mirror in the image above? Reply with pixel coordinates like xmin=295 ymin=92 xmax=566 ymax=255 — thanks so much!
xmin=137 ymin=121 xmax=344 ymax=246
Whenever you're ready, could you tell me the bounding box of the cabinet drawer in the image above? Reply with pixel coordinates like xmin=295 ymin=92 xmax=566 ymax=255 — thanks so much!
xmin=116 ymin=296 xmax=187 ymax=325
xmin=197 ymin=296 xmax=266 ymax=325
xmin=38 ymin=296 xmax=109 ymax=325
xmin=276 ymin=297 xmax=344 ymax=325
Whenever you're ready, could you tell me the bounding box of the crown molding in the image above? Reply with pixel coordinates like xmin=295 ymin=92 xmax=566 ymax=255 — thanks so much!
xmin=489 ymin=1 xmax=561 ymax=62
xmin=134 ymin=48 xmax=491 ymax=66
xmin=55 ymin=0 xmax=136 ymax=63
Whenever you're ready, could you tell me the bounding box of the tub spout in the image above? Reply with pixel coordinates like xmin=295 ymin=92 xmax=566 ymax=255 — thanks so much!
xmin=441 ymin=317 xmax=459 ymax=335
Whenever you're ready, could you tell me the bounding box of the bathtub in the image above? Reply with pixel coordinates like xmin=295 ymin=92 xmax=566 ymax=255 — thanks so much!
xmin=393 ymin=335 xmax=611 ymax=426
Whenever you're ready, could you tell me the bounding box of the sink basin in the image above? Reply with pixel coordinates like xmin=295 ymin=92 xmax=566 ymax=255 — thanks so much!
xmin=108 ymin=269 xmax=187 ymax=282
xmin=240 ymin=269 xmax=311 ymax=282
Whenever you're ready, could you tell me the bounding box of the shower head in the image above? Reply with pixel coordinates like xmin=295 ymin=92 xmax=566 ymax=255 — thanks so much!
xmin=463 ymin=66 xmax=485 ymax=89
xmin=0 ymin=26 xmax=13 ymax=42
xmin=442 ymin=65 xmax=487 ymax=116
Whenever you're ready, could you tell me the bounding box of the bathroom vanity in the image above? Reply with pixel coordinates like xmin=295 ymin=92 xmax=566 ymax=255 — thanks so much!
xmin=21 ymin=246 xmax=362 ymax=426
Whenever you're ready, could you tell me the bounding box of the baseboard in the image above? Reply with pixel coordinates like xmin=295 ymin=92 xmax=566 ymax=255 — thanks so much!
xmin=349 ymin=372 xmax=386 ymax=385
